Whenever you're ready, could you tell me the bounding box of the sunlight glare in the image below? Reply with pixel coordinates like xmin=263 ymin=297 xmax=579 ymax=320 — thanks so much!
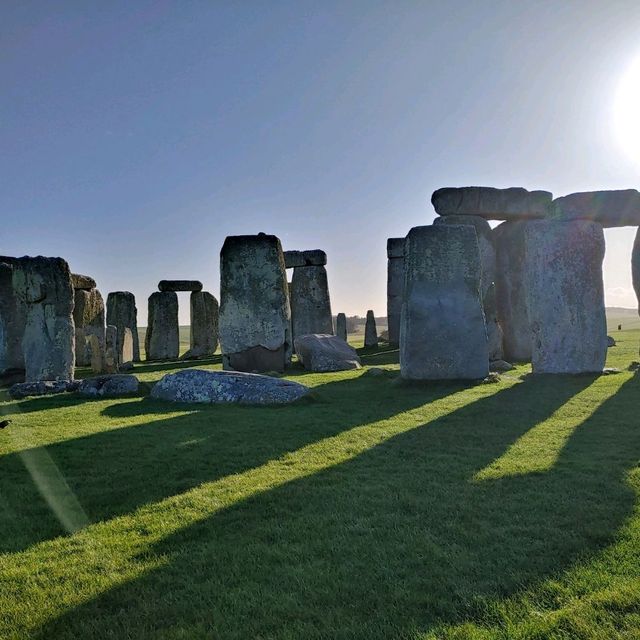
xmin=614 ymin=54 xmax=640 ymax=165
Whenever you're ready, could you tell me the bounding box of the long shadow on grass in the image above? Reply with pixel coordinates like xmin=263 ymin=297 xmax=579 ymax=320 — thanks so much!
xmin=33 ymin=373 xmax=630 ymax=640
xmin=0 ymin=370 xmax=467 ymax=554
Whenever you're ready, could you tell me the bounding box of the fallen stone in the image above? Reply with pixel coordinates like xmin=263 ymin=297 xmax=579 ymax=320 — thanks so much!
xmin=294 ymin=334 xmax=361 ymax=372
xmin=551 ymin=189 xmax=640 ymax=227
xmin=335 ymin=313 xmax=347 ymax=341
xmin=158 ymin=280 xmax=203 ymax=292
xmin=106 ymin=292 xmax=140 ymax=362
xmin=77 ymin=374 xmax=139 ymax=397
xmin=525 ymin=220 xmax=607 ymax=374
xmin=432 ymin=186 xmax=552 ymax=220
xmin=150 ymin=369 xmax=309 ymax=405
xmin=145 ymin=292 xmax=179 ymax=361
xmin=364 ymin=367 xmax=386 ymax=377
xmin=71 ymin=273 xmax=97 ymax=290
xmin=364 ymin=310 xmax=378 ymax=348
xmin=489 ymin=359 xmax=514 ymax=372
xmin=9 ymin=379 xmax=78 ymax=399
xmin=607 ymin=336 xmax=616 ymax=347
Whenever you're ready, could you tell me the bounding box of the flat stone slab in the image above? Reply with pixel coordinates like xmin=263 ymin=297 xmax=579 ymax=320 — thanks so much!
xmin=77 ymin=374 xmax=139 ymax=397
xmin=9 ymin=379 xmax=79 ymax=399
xmin=284 ymin=250 xmax=327 ymax=268
xmin=294 ymin=334 xmax=361 ymax=372
xmin=71 ymin=273 xmax=97 ymax=290
xmin=158 ymin=280 xmax=203 ymax=292
xmin=551 ymin=190 xmax=640 ymax=227
xmin=151 ymin=369 xmax=309 ymax=405
xmin=432 ymin=186 xmax=552 ymax=220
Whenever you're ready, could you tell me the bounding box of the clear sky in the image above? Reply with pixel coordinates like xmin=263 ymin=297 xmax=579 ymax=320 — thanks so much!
xmin=3 ymin=1 xmax=640 ymax=324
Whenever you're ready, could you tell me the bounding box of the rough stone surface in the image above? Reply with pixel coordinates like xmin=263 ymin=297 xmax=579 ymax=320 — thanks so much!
xmin=9 ymin=379 xmax=78 ymax=399
xmin=490 ymin=359 xmax=514 ymax=372
xmin=632 ymin=227 xmax=640 ymax=317
xmin=106 ymin=292 xmax=140 ymax=362
xmin=284 ymin=249 xmax=328 ymax=268
xmin=121 ymin=327 xmax=134 ymax=367
xmin=434 ymin=215 xmax=503 ymax=360
xmin=151 ymin=368 xmax=309 ymax=405
xmin=73 ymin=288 xmax=105 ymax=367
xmin=71 ymin=273 xmax=97 ymax=290
xmin=551 ymin=189 xmax=640 ymax=227
xmin=10 ymin=257 xmax=75 ymax=382
xmin=525 ymin=220 xmax=607 ymax=374
xmin=290 ymin=265 xmax=333 ymax=344
xmin=158 ymin=280 xmax=203 ymax=292
xmin=88 ymin=334 xmax=104 ymax=373
xmin=145 ymin=292 xmax=179 ymax=361
xmin=335 ymin=313 xmax=347 ymax=341
xmin=219 ymin=234 xmax=292 ymax=372
xmin=494 ymin=221 xmax=533 ymax=361
xmin=607 ymin=336 xmax=616 ymax=347
xmin=386 ymin=238 xmax=405 ymax=345
xmin=400 ymin=225 xmax=489 ymax=380
xmin=432 ymin=186 xmax=552 ymax=220
xmin=104 ymin=325 xmax=119 ymax=373
xmin=77 ymin=374 xmax=139 ymax=397
xmin=0 ymin=261 xmax=26 ymax=374
xmin=182 ymin=291 xmax=219 ymax=359
xmin=364 ymin=310 xmax=378 ymax=348
xmin=294 ymin=334 xmax=361 ymax=372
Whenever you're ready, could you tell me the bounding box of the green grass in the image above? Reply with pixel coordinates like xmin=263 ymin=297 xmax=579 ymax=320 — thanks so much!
xmin=1 ymin=330 xmax=640 ymax=638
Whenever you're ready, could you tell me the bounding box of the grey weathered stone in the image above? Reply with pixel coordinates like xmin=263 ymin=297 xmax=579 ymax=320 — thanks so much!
xmin=525 ymin=220 xmax=607 ymax=374
xmin=151 ymin=369 xmax=309 ymax=404
xmin=284 ymin=250 xmax=327 ymax=268
xmin=77 ymin=374 xmax=139 ymax=397
xmin=71 ymin=273 xmax=97 ymax=291
xmin=88 ymin=334 xmax=104 ymax=373
xmin=551 ymin=189 xmax=640 ymax=227
xmin=106 ymin=292 xmax=140 ymax=362
xmin=284 ymin=251 xmax=306 ymax=269
xmin=432 ymin=186 xmax=552 ymax=220
xmin=607 ymin=336 xmax=616 ymax=347
xmin=9 ymin=379 xmax=79 ymax=399
xmin=400 ymin=225 xmax=489 ymax=380
xmin=219 ymin=234 xmax=292 ymax=372
xmin=182 ymin=291 xmax=219 ymax=360
xmin=494 ymin=221 xmax=533 ymax=361
xmin=104 ymin=325 xmax=119 ymax=373
xmin=364 ymin=310 xmax=378 ymax=348
xmin=434 ymin=215 xmax=503 ymax=360
xmin=632 ymin=227 xmax=640 ymax=317
xmin=10 ymin=257 xmax=75 ymax=382
xmin=121 ymin=327 xmax=134 ymax=368
xmin=335 ymin=313 xmax=347 ymax=341
xmin=294 ymin=334 xmax=361 ymax=372
xmin=145 ymin=291 xmax=179 ymax=361
xmin=158 ymin=280 xmax=203 ymax=292
xmin=73 ymin=288 xmax=105 ymax=367
xmin=290 ymin=264 xmax=333 ymax=344
xmin=0 ymin=261 xmax=26 ymax=374
xmin=386 ymin=238 xmax=405 ymax=345
xmin=489 ymin=359 xmax=514 ymax=372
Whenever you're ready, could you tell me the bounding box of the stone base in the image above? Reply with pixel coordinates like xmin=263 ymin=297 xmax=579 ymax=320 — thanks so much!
xmin=223 ymin=345 xmax=286 ymax=373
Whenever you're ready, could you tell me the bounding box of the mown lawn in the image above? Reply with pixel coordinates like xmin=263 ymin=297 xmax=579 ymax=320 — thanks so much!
xmin=1 ymin=330 xmax=640 ymax=639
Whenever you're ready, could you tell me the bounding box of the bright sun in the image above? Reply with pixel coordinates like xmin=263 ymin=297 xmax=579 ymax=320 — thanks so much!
xmin=613 ymin=55 xmax=640 ymax=164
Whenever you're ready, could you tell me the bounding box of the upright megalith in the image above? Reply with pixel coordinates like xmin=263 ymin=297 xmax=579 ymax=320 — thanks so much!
xmin=336 ymin=313 xmax=348 ymax=342
xmin=525 ymin=220 xmax=607 ymax=374
xmin=219 ymin=233 xmax=292 ymax=372
xmin=184 ymin=291 xmax=219 ymax=359
xmin=145 ymin=292 xmax=179 ymax=361
xmin=364 ymin=310 xmax=378 ymax=348
xmin=106 ymin=292 xmax=140 ymax=362
xmin=432 ymin=186 xmax=552 ymax=221
xmin=0 ymin=261 xmax=26 ymax=375
xmin=386 ymin=238 xmax=405 ymax=346
xmin=493 ymin=221 xmax=533 ymax=362
xmin=400 ymin=225 xmax=488 ymax=380
xmin=632 ymin=228 xmax=640 ymax=317
xmin=551 ymin=189 xmax=640 ymax=227
xmin=12 ymin=257 xmax=75 ymax=382
xmin=73 ymin=288 xmax=105 ymax=367
xmin=288 ymin=250 xmax=333 ymax=343
xmin=434 ymin=215 xmax=503 ymax=360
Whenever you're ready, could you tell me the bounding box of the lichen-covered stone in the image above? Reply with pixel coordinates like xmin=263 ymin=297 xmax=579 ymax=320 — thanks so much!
xmin=145 ymin=292 xmax=179 ymax=361
xmin=400 ymin=225 xmax=488 ymax=380
xmin=183 ymin=291 xmax=219 ymax=359
xmin=632 ymin=227 xmax=640 ymax=317
xmin=121 ymin=327 xmax=134 ymax=367
xmin=525 ymin=220 xmax=607 ymax=374
xmin=0 ymin=261 xmax=26 ymax=374
xmin=551 ymin=189 xmax=640 ymax=227
xmin=71 ymin=273 xmax=97 ymax=290
xmin=335 ymin=313 xmax=347 ymax=341
xmin=294 ymin=334 xmax=361 ymax=372
xmin=150 ymin=369 xmax=309 ymax=405
xmin=432 ymin=186 xmax=552 ymax=220
xmin=104 ymin=325 xmax=118 ymax=373
xmin=77 ymin=374 xmax=139 ymax=397
xmin=386 ymin=238 xmax=405 ymax=345
xmin=73 ymin=288 xmax=105 ymax=367
xmin=106 ymin=292 xmax=140 ymax=362
xmin=364 ymin=310 xmax=378 ymax=348
xmin=9 ymin=379 xmax=78 ymax=399
xmin=290 ymin=264 xmax=333 ymax=344
xmin=158 ymin=280 xmax=203 ymax=292
xmin=219 ymin=234 xmax=291 ymax=372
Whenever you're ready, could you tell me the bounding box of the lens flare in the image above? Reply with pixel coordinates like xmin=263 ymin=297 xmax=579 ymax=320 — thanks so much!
xmin=613 ymin=55 xmax=640 ymax=165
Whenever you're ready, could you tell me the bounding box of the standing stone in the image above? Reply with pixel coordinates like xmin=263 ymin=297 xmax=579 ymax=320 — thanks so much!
xmin=106 ymin=292 xmax=140 ymax=362
xmin=525 ymin=220 xmax=607 ymax=374
xmin=494 ymin=221 xmax=533 ymax=362
xmin=104 ymin=325 xmax=119 ymax=373
xmin=434 ymin=215 xmax=503 ymax=360
xmin=290 ymin=250 xmax=333 ymax=344
xmin=219 ymin=233 xmax=292 ymax=372
xmin=336 ymin=313 xmax=348 ymax=342
xmin=364 ymin=310 xmax=378 ymax=348
xmin=121 ymin=328 xmax=134 ymax=368
xmin=73 ymin=288 xmax=105 ymax=367
xmin=184 ymin=291 xmax=219 ymax=359
xmin=400 ymin=225 xmax=488 ymax=380
xmin=0 ymin=261 xmax=26 ymax=375
xmin=632 ymin=227 xmax=640 ymax=317
xmin=386 ymin=238 xmax=405 ymax=345
xmin=145 ymin=292 xmax=179 ymax=361
xmin=12 ymin=257 xmax=75 ymax=382
xmin=88 ymin=334 xmax=104 ymax=373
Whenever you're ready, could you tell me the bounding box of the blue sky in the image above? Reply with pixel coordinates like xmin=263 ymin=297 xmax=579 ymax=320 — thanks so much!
xmin=3 ymin=1 xmax=640 ymax=323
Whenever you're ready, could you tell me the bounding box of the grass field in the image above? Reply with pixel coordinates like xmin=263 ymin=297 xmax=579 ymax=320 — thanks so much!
xmin=1 ymin=326 xmax=640 ymax=639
